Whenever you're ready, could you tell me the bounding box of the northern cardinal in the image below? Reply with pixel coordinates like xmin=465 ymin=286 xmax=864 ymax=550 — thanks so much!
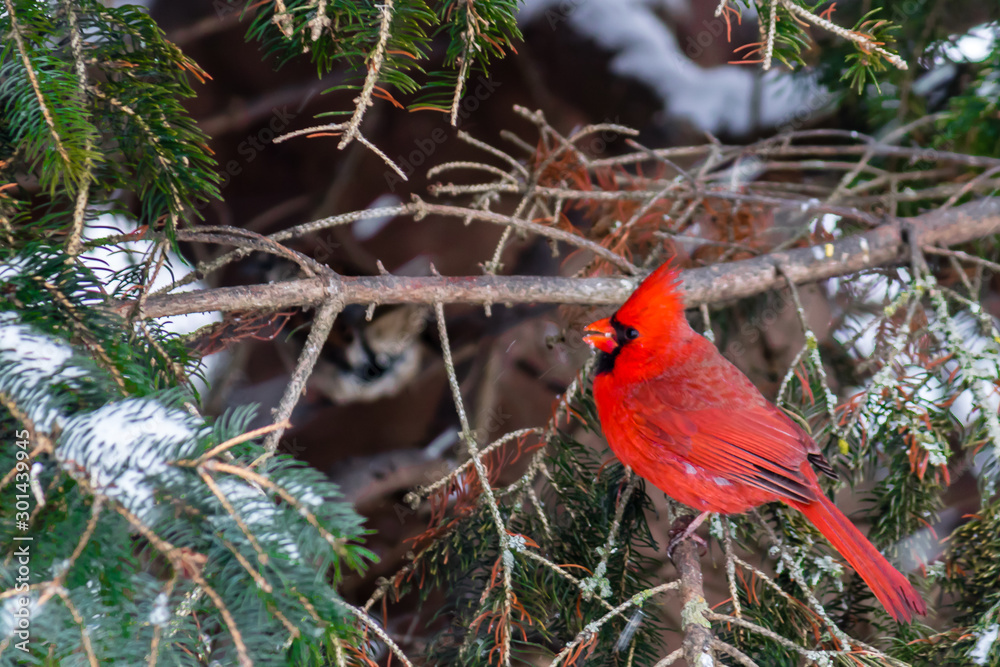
xmin=582 ymin=263 xmax=926 ymax=622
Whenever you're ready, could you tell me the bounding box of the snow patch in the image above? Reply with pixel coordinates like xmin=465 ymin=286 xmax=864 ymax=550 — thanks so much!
xmin=971 ymin=624 xmax=999 ymax=665
xmin=354 ymin=195 xmax=402 ymax=240
xmin=518 ymin=0 xmax=826 ymax=136
xmin=211 ymin=478 xmax=304 ymax=561
xmin=0 ymin=320 xmax=88 ymax=430
xmin=58 ymin=399 xmax=203 ymax=519
xmin=80 ymin=213 xmax=223 ymax=393
xmin=940 ymin=23 xmax=998 ymax=63
xmin=149 ymin=592 xmax=171 ymax=626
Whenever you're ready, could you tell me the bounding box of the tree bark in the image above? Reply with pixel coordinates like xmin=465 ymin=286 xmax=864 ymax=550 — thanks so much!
xmin=669 ymin=513 xmax=715 ymax=667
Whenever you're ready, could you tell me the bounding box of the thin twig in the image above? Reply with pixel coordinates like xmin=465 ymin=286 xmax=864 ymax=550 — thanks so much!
xmin=518 ymin=549 xmax=617 ymax=614
xmin=339 ymin=0 xmax=393 ymax=150
xmin=775 ymin=264 xmax=841 ymax=437
xmin=711 ymin=638 xmax=760 ymax=667
xmin=762 ymin=0 xmax=778 ymax=70
xmin=186 ymin=420 xmax=291 ymax=465
xmin=57 ymin=589 xmax=99 ymax=667
xmin=941 ymin=164 xmax=1000 ymax=210
xmin=413 ymin=198 xmax=639 ymax=274
xmin=781 ymin=0 xmax=907 ymax=70
xmin=923 ymin=245 xmax=1000 ymax=275
xmin=458 ymin=129 xmax=530 ymax=178
xmin=586 ymin=472 xmax=639 ymax=599
xmin=720 ymin=518 xmax=742 ymax=618
xmin=547 ymin=582 xmax=680 ymax=667
xmin=435 ymin=301 xmax=515 ymax=666
xmin=751 ymin=510 xmax=857 ymax=651
xmin=449 ymin=5 xmax=476 ymax=126
xmin=260 ymin=287 xmax=344 ymax=457
xmin=412 ymin=427 xmax=543 ymax=500
xmin=62 ymin=0 xmax=94 ymax=257
xmin=336 ymin=599 xmax=414 ymax=667
xmin=651 ymin=648 xmax=683 ymax=667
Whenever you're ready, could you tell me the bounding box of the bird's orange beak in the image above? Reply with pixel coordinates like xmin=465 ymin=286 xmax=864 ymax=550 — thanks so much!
xmin=583 ymin=317 xmax=617 ymax=354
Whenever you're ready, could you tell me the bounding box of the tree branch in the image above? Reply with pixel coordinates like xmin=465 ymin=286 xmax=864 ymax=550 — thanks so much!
xmin=123 ymin=198 xmax=1000 ymax=320
xmin=669 ymin=509 xmax=714 ymax=667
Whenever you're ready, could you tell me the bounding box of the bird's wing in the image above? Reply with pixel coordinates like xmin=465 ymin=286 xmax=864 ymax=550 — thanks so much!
xmin=627 ymin=376 xmax=819 ymax=505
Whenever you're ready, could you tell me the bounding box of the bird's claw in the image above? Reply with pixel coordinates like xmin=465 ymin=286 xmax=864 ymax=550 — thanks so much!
xmin=666 ymin=512 xmax=710 ymax=559
xmin=666 ymin=530 xmax=707 ymax=559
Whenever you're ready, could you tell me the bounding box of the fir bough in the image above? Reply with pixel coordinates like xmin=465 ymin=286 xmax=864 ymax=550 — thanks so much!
xmin=244 ymin=0 xmax=520 ymax=115
xmin=0 ymin=0 xmax=220 ymax=235
xmin=0 ymin=249 xmax=376 ymax=665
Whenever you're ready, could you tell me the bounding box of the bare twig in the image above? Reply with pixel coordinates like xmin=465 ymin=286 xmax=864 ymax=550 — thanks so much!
xmin=518 ymin=549 xmax=618 ymax=614
xmin=412 ymin=198 xmax=638 ymax=274
xmin=339 ymin=0 xmax=392 ymax=150
xmin=259 ymin=286 xmax=344 ymax=458
xmin=411 ymin=427 xmax=542 ymax=501
xmin=175 ymin=227 xmax=323 ymax=277
xmin=547 ymin=582 xmax=680 ymax=667
xmin=62 ymin=0 xmax=94 ymax=257
xmin=652 ymin=648 xmax=683 ymax=667
xmin=336 ymin=599 xmax=414 ymax=667
xmin=775 ymin=263 xmax=841 ymax=437
xmin=781 ymin=0 xmax=907 ymax=70
xmin=923 ymin=245 xmax=1000 ymax=274
xmin=434 ymin=301 xmax=515 ymax=666
xmin=720 ymin=518 xmax=742 ymax=618
xmin=711 ymin=638 xmax=760 ymax=667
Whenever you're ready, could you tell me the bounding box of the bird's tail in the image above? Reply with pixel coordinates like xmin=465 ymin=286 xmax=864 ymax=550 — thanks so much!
xmin=794 ymin=492 xmax=926 ymax=622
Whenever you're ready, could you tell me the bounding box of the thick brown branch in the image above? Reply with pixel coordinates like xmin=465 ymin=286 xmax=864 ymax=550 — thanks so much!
xmin=669 ymin=511 xmax=714 ymax=667
xmin=124 ymin=198 xmax=1000 ymax=320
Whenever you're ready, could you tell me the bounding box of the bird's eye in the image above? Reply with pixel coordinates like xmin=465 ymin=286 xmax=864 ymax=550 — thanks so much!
xmin=625 ymin=327 xmax=639 ymax=340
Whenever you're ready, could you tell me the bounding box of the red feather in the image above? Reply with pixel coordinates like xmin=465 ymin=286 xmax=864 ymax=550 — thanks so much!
xmin=584 ymin=262 xmax=926 ymax=622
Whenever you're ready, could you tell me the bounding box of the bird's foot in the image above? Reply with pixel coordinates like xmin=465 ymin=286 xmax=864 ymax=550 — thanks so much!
xmin=666 ymin=511 xmax=711 ymax=559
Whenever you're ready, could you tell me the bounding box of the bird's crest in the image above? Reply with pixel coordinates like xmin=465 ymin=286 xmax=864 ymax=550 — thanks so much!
xmin=615 ymin=262 xmax=685 ymax=332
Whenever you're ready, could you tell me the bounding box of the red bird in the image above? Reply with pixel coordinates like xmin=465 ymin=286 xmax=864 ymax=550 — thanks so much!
xmin=583 ymin=263 xmax=926 ymax=622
